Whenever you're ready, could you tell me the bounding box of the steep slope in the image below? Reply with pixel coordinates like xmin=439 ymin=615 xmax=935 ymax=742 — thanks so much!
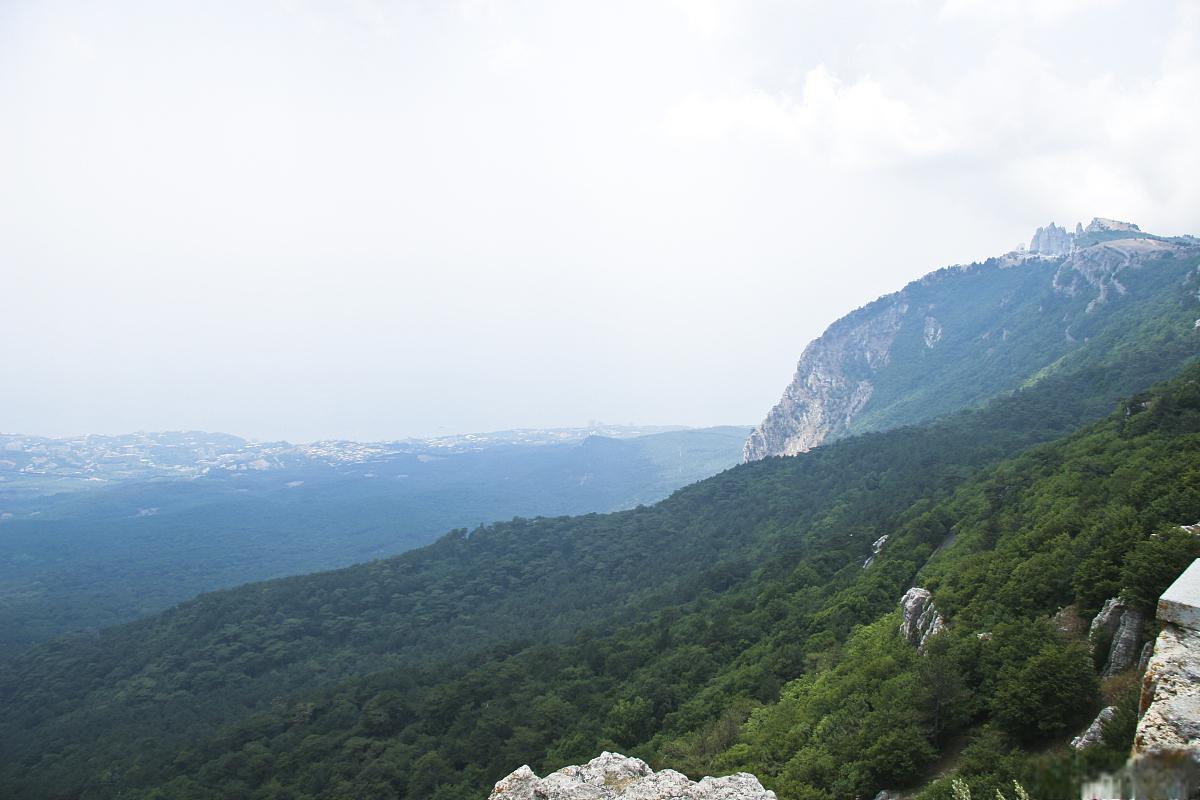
xmin=745 ymin=219 xmax=1200 ymax=460
xmin=0 ymin=425 xmax=750 ymax=650
xmin=1 ymin=331 xmax=1197 ymax=799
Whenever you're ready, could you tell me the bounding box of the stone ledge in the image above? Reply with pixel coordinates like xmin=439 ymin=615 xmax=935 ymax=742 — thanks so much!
xmin=1158 ymin=558 xmax=1200 ymax=632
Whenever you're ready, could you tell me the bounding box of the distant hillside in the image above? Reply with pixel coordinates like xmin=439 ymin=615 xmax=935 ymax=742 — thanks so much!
xmin=0 ymin=424 xmax=691 ymax=501
xmin=746 ymin=218 xmax=1200 ymax=460
xmin=0 ymin=425 xmax=749 ymax=649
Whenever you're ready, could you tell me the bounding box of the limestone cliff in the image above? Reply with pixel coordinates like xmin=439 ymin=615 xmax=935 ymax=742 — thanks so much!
xmin=488 ymin=753 xmax=775 ymax=800
xmin=743 ymin=297 xmax=906 ymax=460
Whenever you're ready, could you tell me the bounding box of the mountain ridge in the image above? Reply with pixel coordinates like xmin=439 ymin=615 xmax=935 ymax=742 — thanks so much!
xmin=744 ymin=219 xmax=1200 ymax=461
xmin=0 ymin=424 xmax=723 ymax=499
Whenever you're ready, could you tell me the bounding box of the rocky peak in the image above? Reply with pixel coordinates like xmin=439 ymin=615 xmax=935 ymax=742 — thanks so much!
xmin=1029 ymin=222 xmax=1075 ymax=256
xmin=1027 ymin=217 xmax=1147 ymax=258
xmin=488 ymin=753 xmax=776 ymax=800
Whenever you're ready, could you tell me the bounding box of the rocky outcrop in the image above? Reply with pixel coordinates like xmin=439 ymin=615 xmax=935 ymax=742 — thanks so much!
xmin=743 ymin=298 xmax=907 ymax=460
xmin=899 ymin=588 xmax=944 ymax=652
xmin=863 ymin=534 xmax=889 ymax=568
xmin=922 ymin=316 xmax=942 ymax=348
xmin=1089 ymin=598 xmax=1125 ymax=647
xmin=1135 ymin=559 xmax=1200 ymax=762
xmin=1105 ymin=607 xmax=1146 ymax=677
xmin=1029 ymin=222 xmax=1075 ymax=256
xmin=488 ymin=753 xmax=776 ymax=800
xmin=1088 ymin=598 xmax=1146 ymax=675
xmin=1071 ymin=706 xmax=1117 ymax=750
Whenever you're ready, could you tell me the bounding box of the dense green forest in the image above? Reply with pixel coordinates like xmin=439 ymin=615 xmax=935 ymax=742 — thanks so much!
xmin=2 ymin=309 xmax=1197 ymax=798
xmin=0 ymin=426 xmax=749 ymax=650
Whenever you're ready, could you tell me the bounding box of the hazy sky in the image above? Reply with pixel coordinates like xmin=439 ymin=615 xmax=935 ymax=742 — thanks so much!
xmin=2 ymin=0 xmax=1197 ymax=442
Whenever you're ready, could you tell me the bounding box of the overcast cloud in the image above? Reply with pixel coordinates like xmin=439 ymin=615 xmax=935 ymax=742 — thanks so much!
xmin=1 ymin=0 xmax=1197 ymax=441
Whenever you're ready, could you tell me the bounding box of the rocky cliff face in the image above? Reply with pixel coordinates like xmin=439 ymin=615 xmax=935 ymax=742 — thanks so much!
xmin=744 ymin=218 xmax=1200 ymax=461
xmin=743 ymin=298 xmax=906 ymax=461
xmin=488 ymin=753 xmax=776 ymax=800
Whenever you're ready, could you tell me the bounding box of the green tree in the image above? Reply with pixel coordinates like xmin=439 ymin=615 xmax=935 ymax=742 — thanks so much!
xmin=993 ymin=641 xmax=1097 ymax=742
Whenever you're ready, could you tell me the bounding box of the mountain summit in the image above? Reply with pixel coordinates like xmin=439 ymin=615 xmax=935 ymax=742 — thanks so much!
xmin=744 ymin=219 xmax=1200 ymax=461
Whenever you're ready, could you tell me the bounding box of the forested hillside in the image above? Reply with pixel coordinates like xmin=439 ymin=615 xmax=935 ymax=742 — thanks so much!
xmin=0 ymin=426 xmax=749 ymax=649
xmin=2 ymin=317 xmax=1197 ymax=798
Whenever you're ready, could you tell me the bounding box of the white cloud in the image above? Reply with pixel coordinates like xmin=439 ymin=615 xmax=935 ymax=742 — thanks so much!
xmin=665 ymin=0 xmax=740 ymax=39
xmin=660 ymin=2 xmax=1199 ymax=231
xmin=661 ymin=66 xmax=954 ymax=168
xmin=939 ymin=0 xmax=1118 ymax=24
xmin=489 ymin=37 xmax=537 ymax=74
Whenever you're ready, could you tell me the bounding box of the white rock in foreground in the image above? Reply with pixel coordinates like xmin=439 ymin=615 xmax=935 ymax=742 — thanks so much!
xmin=1136 ymin=624 xmax=1200 ymax=757
xmin=488 ymin=752 xmax=776 ymax=800
xmin=1135 ymin=559 xmax=1200 ymax=761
